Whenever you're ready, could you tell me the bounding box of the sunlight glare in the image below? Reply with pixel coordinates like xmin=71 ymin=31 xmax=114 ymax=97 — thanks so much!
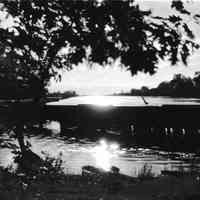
xmin=92 ymin=139 xmax=120 ymax=171
xmin=83 ymin=96 xmax=117 ymax=106
xmin=110 ymin=143 xmax=119 ymax=151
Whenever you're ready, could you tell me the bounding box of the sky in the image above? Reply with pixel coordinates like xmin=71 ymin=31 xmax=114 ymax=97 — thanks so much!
xmin=1 ymin=1 xmax=200 ymax=95
xmin=49 ymin=0 xmax=200 ymax=95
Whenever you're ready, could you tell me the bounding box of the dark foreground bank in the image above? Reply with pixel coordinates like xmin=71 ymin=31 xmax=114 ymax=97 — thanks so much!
xmin=1 ymin=153 xmax=200 ymax=200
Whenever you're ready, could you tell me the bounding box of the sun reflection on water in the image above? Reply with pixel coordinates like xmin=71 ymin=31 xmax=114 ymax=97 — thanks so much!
xmin=82 ymin=95 xmax=117 ymax=106
xmin=92 ymin=139 xmax=122 ymax=171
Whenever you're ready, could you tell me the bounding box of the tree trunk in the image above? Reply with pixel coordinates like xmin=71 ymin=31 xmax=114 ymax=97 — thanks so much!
xmin=15 ymin=123 xmax=26 ymax=153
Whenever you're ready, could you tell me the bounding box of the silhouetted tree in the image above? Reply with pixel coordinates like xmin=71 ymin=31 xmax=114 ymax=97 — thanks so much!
xmin=47 ymin=90 xmax=77 ymax=100
xmin=156 ymin=81 xmax=172 ymax=96
xmin=170 ymin=74 xmax=194 ymax=96
xmin=129 ymin=73 xmax=198 ymax=97
xmin=140 ymin=86 xmax=149 ymax=95
xmin=0 ymin=0 xmax=199 ymax=100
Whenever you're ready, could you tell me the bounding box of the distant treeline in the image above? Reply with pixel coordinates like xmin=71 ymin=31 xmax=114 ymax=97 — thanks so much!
xmin=0 ymin=75 xmax=77 ymax=100
xmin=117 ymin=72 xmax=200 ymax=98
xmin=47 ymin=91 xmax=77 ymax=101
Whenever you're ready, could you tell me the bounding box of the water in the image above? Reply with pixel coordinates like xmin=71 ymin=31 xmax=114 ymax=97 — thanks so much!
xmin=1 ymin=96 xmax=200 ymax=177
xmin=47 ymin=95 xmax=200 ymax=106
xmin=0 ymin=120 xmax=199 ymax=177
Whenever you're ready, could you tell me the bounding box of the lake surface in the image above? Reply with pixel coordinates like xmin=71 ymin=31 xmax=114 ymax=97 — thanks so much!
xmin=1 ymin=96 xmax=200 ymax=177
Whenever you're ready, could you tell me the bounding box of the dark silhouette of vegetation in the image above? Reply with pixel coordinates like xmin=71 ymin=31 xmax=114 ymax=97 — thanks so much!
xmin=0 ymin=76 xmax=46 ymax=100
xmin=0 ymin=0 xmax=199 ymax=101
xmin=0 ymin=155 xmax=200 ymax=200
xmin=47 ymin=90 xmax=77 ymax=102
xmin=116 ymin=72 xmax=200 ymax=98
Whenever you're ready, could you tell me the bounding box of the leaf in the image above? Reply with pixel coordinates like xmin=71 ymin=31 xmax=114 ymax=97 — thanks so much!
xmin=171 ymin=0 xmax=190 ymax=15
xmin=168 ymin=15 xmax=182 ymax=24
xmin=194 ymin=14 xmax=200 ymax=18
xmin=183 ymin=23 xmax=194 ymax=39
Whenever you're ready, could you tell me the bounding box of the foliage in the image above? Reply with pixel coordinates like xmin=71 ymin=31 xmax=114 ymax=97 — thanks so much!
xmin=47 ymin=90 xmax=77 ymax=100
xmin=40 ymin=151 xmax=65 ymax=178
xmin=0 ymin=152 xmax=67 ymax=200
xmin=12 ymin=150 xmax=65 ymax=184
xmin=123 ymin=72 xmax=200 ymax=97
xmin=0 ymin=155 xmax=200 ymax=200
xmin=0 ymin=0 xmax=199 ymax=99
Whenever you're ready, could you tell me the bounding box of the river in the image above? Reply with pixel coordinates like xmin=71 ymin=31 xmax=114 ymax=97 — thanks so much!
xmin=1 ymin=96 xmax=200 ymax=177
xmin=47 ymin=95 xmax=200 ymax=106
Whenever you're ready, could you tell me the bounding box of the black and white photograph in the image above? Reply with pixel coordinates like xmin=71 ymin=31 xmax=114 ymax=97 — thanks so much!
xmin=1 ymin=0 xmax=200 ymax=199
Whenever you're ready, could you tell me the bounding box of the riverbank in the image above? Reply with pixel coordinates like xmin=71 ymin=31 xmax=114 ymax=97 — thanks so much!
xmin=1 ymin=161 xmax=200 ymax=200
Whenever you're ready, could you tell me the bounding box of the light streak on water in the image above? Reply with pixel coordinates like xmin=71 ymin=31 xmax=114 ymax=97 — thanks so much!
xmin=1 ymin=120 xmax=200 ymax=176
xmin=91 ymin=139 xmax=122 ymax=171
